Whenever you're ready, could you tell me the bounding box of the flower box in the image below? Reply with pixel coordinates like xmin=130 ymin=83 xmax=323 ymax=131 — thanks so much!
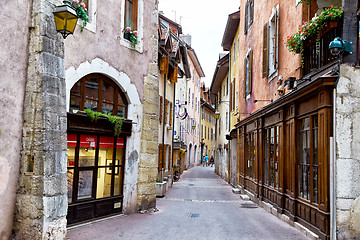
xmin=156 ymin=181 xmax=166 ymax=197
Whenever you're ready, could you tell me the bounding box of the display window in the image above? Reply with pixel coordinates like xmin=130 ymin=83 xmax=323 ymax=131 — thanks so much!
xmin=67 ymin=134 xmax=125 ymax=204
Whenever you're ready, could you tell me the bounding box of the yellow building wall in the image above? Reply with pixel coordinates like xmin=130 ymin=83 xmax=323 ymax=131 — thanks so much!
xmin=230 ymin=26 xmax=240 ymax=129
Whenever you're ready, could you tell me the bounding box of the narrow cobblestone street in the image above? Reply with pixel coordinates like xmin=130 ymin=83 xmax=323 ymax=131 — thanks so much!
xmin=67 ymin=166 xmax=308 ymax=240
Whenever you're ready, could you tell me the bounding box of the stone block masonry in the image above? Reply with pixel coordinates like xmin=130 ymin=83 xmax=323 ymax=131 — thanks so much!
xmin=12 ymin=0 xmax=68 ymax=239
xmin=137 ymin=5 xmax=160 ymax=211
xmin=336 ymin=64 xmax=360 ymax=239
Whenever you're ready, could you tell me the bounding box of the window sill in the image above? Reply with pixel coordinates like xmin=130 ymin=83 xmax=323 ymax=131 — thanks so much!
xmin=120 ymin=38 xmax=143 ymax=53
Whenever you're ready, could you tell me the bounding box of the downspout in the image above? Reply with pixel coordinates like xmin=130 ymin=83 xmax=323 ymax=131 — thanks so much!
xmin=331 ymin=59 xmax=341 ymax=240
xmin=171 ymin=81 xmax=176 ymax=177
xmin=228 ymin=51 xmax=231 ymax=183
xmin=161 ymin=73 xmax=166 ymax=181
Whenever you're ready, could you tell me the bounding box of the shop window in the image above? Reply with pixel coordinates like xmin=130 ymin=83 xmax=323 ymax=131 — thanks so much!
xmin=70 ymin=74 xmax=128 ymax=118
xmin=264 ymin=126 xmax=279 ymax=188
xmin=67 ymin=134 xmax=125 ymax=204
xmin=298 ymin=115 xmax=318 ymax=203
xmin=246 ymin=132 xmax=256 ymax=179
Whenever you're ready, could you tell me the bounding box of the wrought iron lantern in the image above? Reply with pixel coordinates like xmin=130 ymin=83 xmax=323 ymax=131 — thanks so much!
xmin=215 ymin=110 xmax=220 ymax=119
xmin=329 ymin=37 xmax=352 ymax=56
xmin=53 ymin=0 xmax=79 ymax=38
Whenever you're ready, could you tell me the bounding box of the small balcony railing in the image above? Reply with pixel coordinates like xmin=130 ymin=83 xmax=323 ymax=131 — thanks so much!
xmin=303 ymin=21 xmax=342 ymax=75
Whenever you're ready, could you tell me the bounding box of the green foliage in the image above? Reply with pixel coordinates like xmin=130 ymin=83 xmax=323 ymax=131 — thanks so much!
xmin=285 ymin=6 xmax=343 ymax=55
xmin=84 ymin=109 xmax=125 ymax=137
xmin=71 ymin=0 xmax=90 ymax=32
xmin=156 ymin=179 xmax=163 ymax=183
xmin=124 ymin=27 xmax=138 ymax=48
xmin=298 ymin=0 xmax=311 ymax=5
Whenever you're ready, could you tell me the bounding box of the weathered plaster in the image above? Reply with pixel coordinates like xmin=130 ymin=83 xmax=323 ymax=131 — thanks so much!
xmin=0 ymin=0 xmax=32 ymax=238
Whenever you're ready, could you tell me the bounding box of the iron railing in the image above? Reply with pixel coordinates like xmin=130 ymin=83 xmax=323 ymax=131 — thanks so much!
xmin=302 ymin=21 xmax=342 ymax=75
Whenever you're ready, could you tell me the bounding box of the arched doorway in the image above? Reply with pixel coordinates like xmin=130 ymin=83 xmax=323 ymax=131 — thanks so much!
xmin=67 ymin=74 xmax=131 ymax=225
xmin=194 ymin=145 xmax=198 ymax=166
xmin=187 ymin=143 xmax=192 ymax=169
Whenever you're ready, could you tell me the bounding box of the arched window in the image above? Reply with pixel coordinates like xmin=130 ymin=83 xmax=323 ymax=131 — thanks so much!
xmin=70 ymin=74 xmax=128 ymax=117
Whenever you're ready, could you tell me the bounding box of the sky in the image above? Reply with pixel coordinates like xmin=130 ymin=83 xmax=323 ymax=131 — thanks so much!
xmin=158 ymin=0 xmax=240 ymax=87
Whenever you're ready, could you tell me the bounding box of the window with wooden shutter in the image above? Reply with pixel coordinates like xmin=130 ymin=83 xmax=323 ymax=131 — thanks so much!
xmin=160 ymin=54 xmax=169 ymax=74
xmin=159 ymin=96 xmax=163 ymax=123
xmin=269 ymin=6 xmax=279 ymax=77
xmin=125 ymin=0 xmax=138 ymax=30
xmin=169 ymin=102 xmax=173 ymax=126
xmin=165 ymin=100 xmax=169 ymax=124
xmin=232 ymin=80 xmax=235 ymax=111
xmin=250 ymin=0 xmax=254 ymax=27
xmin=158 ymin=144 xmax=163 ymax=172
xmin=244 ymin=50 xmax=253 ymax=98
xmin=263 ymin=22 xmax=269 ymax=78
xmin=245 ymin=0 xmax=254 ymax=34
xmin=244 ymin=1 xmax=249 ymax=34
xmin=249 ymin=49 xmax=253 ymax=94
xmin=230 ymin=79 xmax=233 ymax=110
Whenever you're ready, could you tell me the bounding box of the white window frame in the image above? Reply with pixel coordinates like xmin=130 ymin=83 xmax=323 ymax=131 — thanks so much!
xmin=245 ymin=48 xmax=252 ymax=100
xmin=268 ymin=5 xmax=279 ymax=81
xmin=78 ymin=0 xmax=97 ymax=33
xmin=120 ymin=0 xmax=144 ymax=52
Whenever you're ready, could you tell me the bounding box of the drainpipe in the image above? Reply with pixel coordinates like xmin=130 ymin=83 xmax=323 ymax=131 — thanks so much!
xmin=161 ymin=73 xmax=166 ymax=181
xmin=331 ymin=59 xmax=341 ymax=240
xmin=171 ymin=81 xmax=176 ymax=177
xmin=228 ymin=51 xmax=231 ymax=183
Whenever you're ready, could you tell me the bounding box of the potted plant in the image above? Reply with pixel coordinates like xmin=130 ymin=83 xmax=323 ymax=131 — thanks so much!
xmin=71 ymin=0 xmax=90 ymax=32
xmin=156 ymin=179 xmax=166 ymax=197
xmin=173 ymin=165 xmax=180 ymax=172
xmin=123 ymin=27 xmax=138 ymax=48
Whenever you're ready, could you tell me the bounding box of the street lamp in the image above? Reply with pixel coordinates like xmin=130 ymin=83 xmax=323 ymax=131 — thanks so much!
xmin=215 ymin=110 xmax=220 ymax=119
xmin=329 ymin=37 xmax=352 ymax=56
xmin=53 ymin=0 xmax=79 ymax=38
xmin=192 ymin=121 xmax=196 ymax=130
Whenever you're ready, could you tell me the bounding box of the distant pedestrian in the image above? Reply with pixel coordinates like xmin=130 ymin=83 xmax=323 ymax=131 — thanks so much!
xmin=210 ymin=156 xmax=214 ymax=167
xmin=205 ymin=155 xmax=209 ymax=167
xmin=202 ymin=156 xmax=206 ymax=167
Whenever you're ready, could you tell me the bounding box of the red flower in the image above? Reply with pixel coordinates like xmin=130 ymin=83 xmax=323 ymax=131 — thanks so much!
xmin=331 ymin=5 xmax=333 ymax=8
xmin=329 ymin=13 xmax=333 ymax=16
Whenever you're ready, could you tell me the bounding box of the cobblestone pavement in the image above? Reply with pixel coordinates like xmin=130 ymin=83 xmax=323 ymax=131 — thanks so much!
xmin=67 ymin=166 xmax=309 ymax=240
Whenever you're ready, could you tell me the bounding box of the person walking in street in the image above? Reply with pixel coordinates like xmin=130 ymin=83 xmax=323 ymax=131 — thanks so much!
xmin=205 ymin=155 xmax=209 ymax=167
xmin=210 ymin=156 xmax=214 ymax=167
xmin=202 ymin=156 xmax=206 ymax=167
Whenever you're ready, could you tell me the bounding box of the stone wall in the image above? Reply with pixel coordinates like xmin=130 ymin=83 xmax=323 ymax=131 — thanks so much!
xmin=137 ymin=4 xmax=159 ymax=211
xmin=12 ymin=0 xmax=68 ymax=239
xmin=336 ymin=63 xmax=360 ymax=239
xmin=0 ymin=0 xmax=32 ymax=238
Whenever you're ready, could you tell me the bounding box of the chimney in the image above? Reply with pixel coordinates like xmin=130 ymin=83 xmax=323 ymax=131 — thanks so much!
xmin=180 ymin=34 xmax=191 ymax=47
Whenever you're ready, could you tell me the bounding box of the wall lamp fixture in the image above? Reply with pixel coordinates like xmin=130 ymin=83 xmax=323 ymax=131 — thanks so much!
xmin=253 ymin=99 xmax=273 ymax=103
xmin=215 ymin=110 xmax=220 ymax=119
xmin=329 ymin=37 xmax=352 ymax=56
xmin=53 ymin=0 xmax=79 ymax=38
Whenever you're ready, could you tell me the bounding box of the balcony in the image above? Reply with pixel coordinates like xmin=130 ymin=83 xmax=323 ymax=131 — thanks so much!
xmin=302 ymin=21 xmax=342 ymax=75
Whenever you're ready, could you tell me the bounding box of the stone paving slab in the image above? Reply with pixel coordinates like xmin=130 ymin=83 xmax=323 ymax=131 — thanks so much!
xmin=67 ymin=166 xmax=309 ymax=240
